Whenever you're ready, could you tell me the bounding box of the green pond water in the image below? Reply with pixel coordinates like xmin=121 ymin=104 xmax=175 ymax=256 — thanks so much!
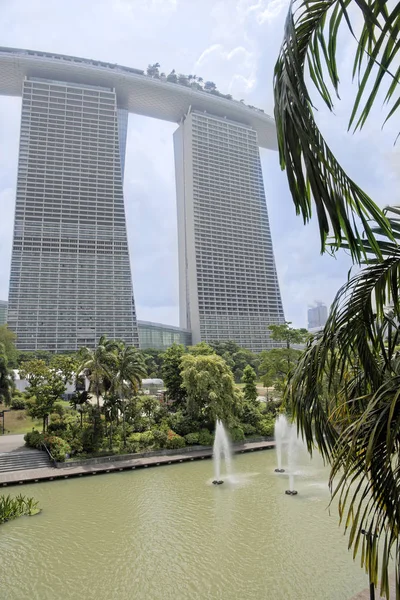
xmin=0 ymin=449 xmax=368 ymax=600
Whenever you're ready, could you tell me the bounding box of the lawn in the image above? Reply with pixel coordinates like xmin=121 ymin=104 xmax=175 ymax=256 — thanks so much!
xmin=0 ymin=404 xmax=41 ymax=435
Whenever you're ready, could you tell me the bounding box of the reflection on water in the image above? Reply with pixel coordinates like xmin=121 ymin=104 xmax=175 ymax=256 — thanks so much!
xmin=0 ymin=450 xmax=368 ymax=600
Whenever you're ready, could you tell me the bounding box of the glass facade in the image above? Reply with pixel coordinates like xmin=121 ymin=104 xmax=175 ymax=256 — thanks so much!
xmin=8 ymin=77 xmax=138 ymax=351
xmin=138 ymin=320 xmax=192 ymax=350
xmin=0 ymin=300 xmax=7 ymax=325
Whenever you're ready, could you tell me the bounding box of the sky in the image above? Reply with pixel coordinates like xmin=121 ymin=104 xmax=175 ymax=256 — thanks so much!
xmin=0 ymin=0 xmax=399 ymax=329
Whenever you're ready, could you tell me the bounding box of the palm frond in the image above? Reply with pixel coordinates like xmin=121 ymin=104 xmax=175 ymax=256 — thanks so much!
xmin=287 ymin=250 xmax=400 ymax=597
xmin=274 ymin=0 xmax=397 ymax=261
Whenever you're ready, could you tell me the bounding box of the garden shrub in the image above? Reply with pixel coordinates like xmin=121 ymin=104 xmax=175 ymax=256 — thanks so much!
xmin=257 ymin=416 xmax=275 ymax=437
xmin=198 ymin=429 xmax=214 ymax=446
xmin=140 ymin=431 xmax=154 ymax=449
xmin=229 ymin=426 xmax=245 ymax=442
xmin=152 ymin=429 xmax=168 ymax=449
xmin=24 ymin=430 xmax=44 ymax=449
xmin=81 ymin=424 xmax=103 ymax=454
xmin=184 ymin=432 xmax=199 ymax=445
xmin=47 ymin=416 xmax=67 ymax=435
xmin=166 ymin=430 xmax=186 ymax=449
xmin=46 ymin=436 xmax=71 ymax=462
xmin=10 ymin=395 xmax=26 ymax=410
xmin=126 ymin=433 xmax=142 ymax=454
xmin=241 ymin=423 xmax=257 ymax=436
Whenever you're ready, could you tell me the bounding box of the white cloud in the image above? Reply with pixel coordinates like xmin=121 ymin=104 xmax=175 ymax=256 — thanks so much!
xmin=195 ymin=43 xmax=257 ymax=95
xmin=0 ymin=0 xmax=398 ymax=331
xmin=236 ymin=0 xmax=288 ymax=23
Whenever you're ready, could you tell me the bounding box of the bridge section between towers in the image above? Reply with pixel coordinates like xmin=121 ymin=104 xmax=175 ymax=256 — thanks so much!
xmin=0 ymin=46 xmax=277 ymax=150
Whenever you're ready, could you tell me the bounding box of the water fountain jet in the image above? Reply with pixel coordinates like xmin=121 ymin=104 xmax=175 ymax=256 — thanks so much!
xmin=285 ymin=425 xmax=298 ymax=495
xmin=212 ymin=420 xmax=232 ymax=485
xmin=274 ymin=414 xmax=288 ymax=472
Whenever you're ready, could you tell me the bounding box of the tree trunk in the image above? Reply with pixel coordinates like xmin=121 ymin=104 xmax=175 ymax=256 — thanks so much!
xmin=109 ymin=417 xmax=113 ymax=450
xmin=43 ymin=415 xmax=46 ymax=433
xmin=122 ymin=403 xmax=126 ymax=449
xmin=80 ymin=410 xmax=83 ymax=429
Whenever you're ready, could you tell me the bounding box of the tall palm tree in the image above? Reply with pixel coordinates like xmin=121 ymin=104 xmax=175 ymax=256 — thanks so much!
xmin=287 ymin=209 xmax=400 ymax=598
xmin=78 ymin=335 xmax=117 ymax=408
xmin=110 ymin=344 xmax=147 ymax=448
xmin=274 ymin=2 xmax=400 ymax=596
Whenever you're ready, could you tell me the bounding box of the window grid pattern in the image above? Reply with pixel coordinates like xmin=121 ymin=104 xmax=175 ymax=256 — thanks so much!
xmin=8 ymin=77 xmax=138 ymax=352
xmin=188 ymin=111 xmax=284 ymax=352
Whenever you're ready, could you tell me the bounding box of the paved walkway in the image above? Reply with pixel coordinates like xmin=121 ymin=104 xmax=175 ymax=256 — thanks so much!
xmin=0 ymin=440 xmax=275 ymax=486
xmin=0 ymin=434 xmax=29 ymax=453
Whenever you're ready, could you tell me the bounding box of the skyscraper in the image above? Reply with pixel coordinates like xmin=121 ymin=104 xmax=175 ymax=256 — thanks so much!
xmin=0 ymin=47 xmax=283 ymax=352
xmin=307 ymin=302 xmax=328 ymax=331
xmin=7 ymin=77 xmax=138 ymax=351
xmin=174 ymin=110 xmax=284 ymax=352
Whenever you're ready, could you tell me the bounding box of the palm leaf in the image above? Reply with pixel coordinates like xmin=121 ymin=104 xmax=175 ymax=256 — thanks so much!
xmin=287 ymin=251 xmax=400 ymax=597
xmin=274 ymin=0 xmax=397 ymax=261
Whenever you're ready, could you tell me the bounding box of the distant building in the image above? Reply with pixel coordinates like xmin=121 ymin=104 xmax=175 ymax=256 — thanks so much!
xmin=0 ymin=300 xmax=7 ymax=325
xmin=308 ymin=302 xmax=328 ymax=331
xmin=138 ymin=320 xmax=192 ymax=350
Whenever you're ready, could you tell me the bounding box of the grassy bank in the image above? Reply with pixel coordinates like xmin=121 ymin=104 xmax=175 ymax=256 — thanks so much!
xmin=0 ymin=404 xmax=41 ymax=435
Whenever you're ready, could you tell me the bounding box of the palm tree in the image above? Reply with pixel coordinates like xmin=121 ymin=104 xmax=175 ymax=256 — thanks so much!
xmin=273 ymin=2 xmax=400 ymax=595
xmin=0 ymin=343 xmax=13 ymax=406
xmin=78 ymin=335 xmax=117 ymax=408
xmin=273 ymin=0 xmax=395 ymax=262
xmin=287 ymin=208 xmax=400 ymax=597
xmin=110 ymin=344 xmax=147 ymax=448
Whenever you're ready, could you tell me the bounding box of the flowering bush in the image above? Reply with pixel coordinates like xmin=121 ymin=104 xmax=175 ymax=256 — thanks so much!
xmin=166 ymin=430 xmax=186 ymax=449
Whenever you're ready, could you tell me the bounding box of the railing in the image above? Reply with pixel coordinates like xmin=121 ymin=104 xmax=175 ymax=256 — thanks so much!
xmin=40 ymin=442 xmax=56 ymax=467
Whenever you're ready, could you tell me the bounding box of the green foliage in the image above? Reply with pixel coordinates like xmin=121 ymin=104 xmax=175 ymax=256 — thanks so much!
xmin=152 ymin=429 xmax=168 ymax=448
xmin=166 ymin=430 xmax=186 ymax=449
xmin=21 ymin=360 xmax=66 ymax=431
xmin=24 ymin=430 xmax=44 ymax=449
xmin=241 ymin=423 xmax=257 ymax=436
xmin=229 ymin=425 xmax=245 ymax=442
xmin=256 ymin=416 xmax=275 ymax=437
xmin=0 ymin=494 xmax=40 ymax=524
xmin=184 ymin=432 xmax=200 ymax=445
xmin=17 ymin=350 xmax=53 ymax=365
xmin=161 ymin=344 xmax=186 ymax=409
xmin=180 ymin=353 xmax=240 ymax=423
xmin=198 ymin=429 xmax=214 ymax=446
xmin=241 ymin=365 xmax=258 ymax=404
xmin=140 ymin=349 xmax=164 ymax=378
xmin=81 ymin=407 xmax=104 ymax=453
xmin=259 ymin=347 xmax=302 ymax=391
xmin=209 ymin=341 xmax=260 ymax=382
xmin=0 ymin=326 xmax=18 ymax=367
xmin=188 ymin=342 xmax=215 ymax=356
xmin=268 ymin=322 xmax=307 ymax=347
xmin=46 ymin=435 xmax=71 ymax=462
xmin=78 ymin=335 xmax=119 ymax=406
xmin=0 ymin=342 xmax=13 ymax=406
xmin=50 ymin=354 xmax=78 ymax=385
xmin=126 ymin=432 xmax=142 ymax=453
xmin=273 ymin=0 xmax=393 ymax=261
xmin=10 ymin=391 xmax=26 ymax=410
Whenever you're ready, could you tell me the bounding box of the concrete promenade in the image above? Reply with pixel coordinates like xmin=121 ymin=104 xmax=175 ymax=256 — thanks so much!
xmin=0 ymin=440 xmax=275 ymax=487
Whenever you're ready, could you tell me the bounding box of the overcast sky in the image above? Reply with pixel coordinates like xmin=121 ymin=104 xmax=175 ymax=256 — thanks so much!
xmin=0 ymin=0 xmax=399 ymax=328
